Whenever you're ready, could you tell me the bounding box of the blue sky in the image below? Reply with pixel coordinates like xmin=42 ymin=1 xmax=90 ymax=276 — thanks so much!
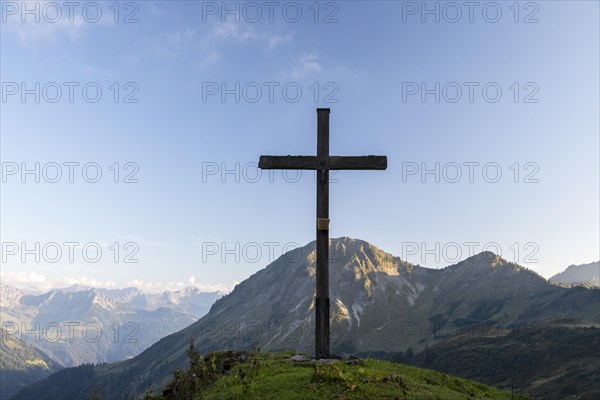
xmin=1 ymin=0 xmax=598 ymax=293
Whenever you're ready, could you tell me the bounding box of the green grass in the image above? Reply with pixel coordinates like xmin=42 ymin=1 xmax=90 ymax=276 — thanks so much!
xmin=145 ymin=350 xmax=527 ymax=400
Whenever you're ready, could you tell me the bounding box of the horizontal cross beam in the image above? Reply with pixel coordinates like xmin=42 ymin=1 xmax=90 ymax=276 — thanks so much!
xmin=330 ymin=156 xmax=387 ymax=170
xmin=259 ymin=155 xmax=316 ymax=169
xmin=259 ymin=155 xmax=387 ymax=170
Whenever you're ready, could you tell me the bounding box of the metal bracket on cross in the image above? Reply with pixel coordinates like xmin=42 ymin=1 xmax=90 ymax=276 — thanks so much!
xmin=317 ymin=218 xmax=330 ymax=231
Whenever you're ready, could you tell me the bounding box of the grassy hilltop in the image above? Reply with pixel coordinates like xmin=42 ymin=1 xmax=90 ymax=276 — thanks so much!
xmin=140 ymin=348 xmax=527 ymax=400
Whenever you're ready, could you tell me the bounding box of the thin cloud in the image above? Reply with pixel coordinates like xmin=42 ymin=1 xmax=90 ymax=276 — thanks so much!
xmin=128 ymin=277 xmax=234 ymax=294
xmin=1 ymin=271 xmax=46 ymax=284
xmin=1 ymin=0 xmax=116 ymax=49
xmin=115 ymin=236 xmax=174 ymax=249
xmin=292 ymin=54 xmax=322 ymax=78
xmin=0 ymin=271 xmax=234 ymax=295
xmin=151 ymin=22 xmax=294 ymax=70
xmin=0 ymin=271 xmax=115 ymax=293
xmin=268 ymin=33 xmax=294 ymax=49
xmin=62 ymin=276 xmax=118 ymax=288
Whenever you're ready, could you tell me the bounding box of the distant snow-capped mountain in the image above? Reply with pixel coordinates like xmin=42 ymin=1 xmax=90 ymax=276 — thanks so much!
xmin=96 ymin=286 xmax=226 ymax=318
xmin=0 ymin=284 xmax=224 ymax=368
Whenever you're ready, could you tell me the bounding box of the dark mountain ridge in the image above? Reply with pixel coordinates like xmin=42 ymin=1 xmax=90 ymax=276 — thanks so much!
xmin=0 ymin=327 xmax=62 ymax=400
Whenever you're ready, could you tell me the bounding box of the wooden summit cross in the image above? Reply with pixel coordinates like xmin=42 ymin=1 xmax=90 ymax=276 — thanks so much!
xmin=259 ymin=108 xmax=387 ymax=359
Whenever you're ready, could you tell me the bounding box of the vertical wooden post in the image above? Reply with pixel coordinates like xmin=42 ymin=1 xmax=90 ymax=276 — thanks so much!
xmin=258 ymin=108 xmax=386 ymax=359
xmin=315 ymin=108 xmax=330 ymax=359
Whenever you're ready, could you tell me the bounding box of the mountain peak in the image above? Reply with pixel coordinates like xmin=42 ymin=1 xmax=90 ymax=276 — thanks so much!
xmin=550 ymin=261 xmax=600 ymax=286
xmin=0 ymin=284 xmax=25 ymax=308
xmin=291 ymin=237 xmax=413 ymax=278
xmin=451 ymin=251 xmax=512 ymax=269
